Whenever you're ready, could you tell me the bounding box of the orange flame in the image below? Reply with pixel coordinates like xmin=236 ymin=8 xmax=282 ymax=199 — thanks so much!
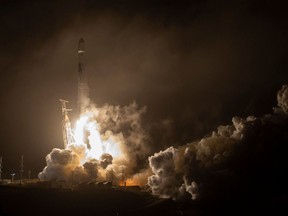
xmin=125 ymin=178 xmax=140 ymax=186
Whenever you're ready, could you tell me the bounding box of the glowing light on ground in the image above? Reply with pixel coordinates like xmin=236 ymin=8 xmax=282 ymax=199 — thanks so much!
xmin=125 ymin=178 xmax=139 ymax=186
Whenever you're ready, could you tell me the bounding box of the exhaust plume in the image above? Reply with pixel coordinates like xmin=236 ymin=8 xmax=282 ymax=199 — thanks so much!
xmin=148 ymin=85 xmax=288 ymax=200
xmin=39 ymin=89 xmax=149 ymax=183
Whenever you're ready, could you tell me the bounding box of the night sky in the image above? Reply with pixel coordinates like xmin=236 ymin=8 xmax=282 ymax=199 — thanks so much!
xmin=1 ymin=0 xmax=288 ymax=178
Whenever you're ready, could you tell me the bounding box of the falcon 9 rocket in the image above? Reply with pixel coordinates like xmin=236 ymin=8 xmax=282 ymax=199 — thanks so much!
xmin=77 ymin=38 xmax=89 ymax=112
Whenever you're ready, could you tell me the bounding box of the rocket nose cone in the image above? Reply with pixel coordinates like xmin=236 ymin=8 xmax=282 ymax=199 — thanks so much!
xmin=79 ymin=38 xmax=84 ymax=43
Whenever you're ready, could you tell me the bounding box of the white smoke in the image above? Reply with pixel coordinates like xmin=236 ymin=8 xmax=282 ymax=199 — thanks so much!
xmin=148 ymin=84 xmax=288 ymax=200
xmin=38 ymin=147 xmax=84 ymax=181
xmin=148 ymin=115 xmax=256 ymax=199
xmin=148 ymin=147 xmax=180 ymax=198
xmin=39 ymin=98 xmax=149 ymax=183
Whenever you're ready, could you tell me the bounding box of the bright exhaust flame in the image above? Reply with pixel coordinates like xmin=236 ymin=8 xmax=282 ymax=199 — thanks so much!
xmin=73 ymin=113 xmax=122 ymax=160
xmin=74 ymin=114 xmax=90 ymax=146
xmin=39 ymin=100 xmax=148 ymax=185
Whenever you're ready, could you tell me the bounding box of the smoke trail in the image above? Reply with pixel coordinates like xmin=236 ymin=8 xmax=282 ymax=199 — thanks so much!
xmin=148 ymin=85 xmax=288 ymax=200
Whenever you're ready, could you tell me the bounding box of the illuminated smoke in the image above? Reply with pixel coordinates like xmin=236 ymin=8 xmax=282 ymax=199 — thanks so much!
xmin=38 ymin=147 xmax=84 ymax=181
xmin=99 ymin=153 xmax=113 ymax=169
xmin=39 ymin=74 xmax=288 ymax=197
xmin=147 ymin=115 xmax=256 ymax=199
xmin=39 ymin=92 xmax=149 ymax=183
xmin=83 ymin=159 xmax=98 ymax=179
xmin=148 ymin=147 xmax=180 ymax=198
xmin=148 ymin=84 xmax=288 ymax=200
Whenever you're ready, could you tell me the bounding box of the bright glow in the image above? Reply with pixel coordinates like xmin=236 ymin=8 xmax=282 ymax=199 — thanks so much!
xmin=125 ymin=178 xmax=139 ymax=186
xmin=87 ymin=121 xmax=104 ymax=159
xmin=72 ymin=113 xmax=122 ymax=160
xmin=103 ymin=138 xmax=121 ymax=158
xmin=74 ymin=114 xmax=90 ymax=146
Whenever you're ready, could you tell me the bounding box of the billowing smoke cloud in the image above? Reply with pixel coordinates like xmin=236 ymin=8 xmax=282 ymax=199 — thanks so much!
xmin=147 ymin=115 xmax=256 ymax=199
xmin=38 ymin=147 xmax=83 ymax=181
xmin=39 ymin=93 xmax=150 ymax=184
xmin=148 ymin=85 xmax=288 ymax=200
xmin=148 ymin=147 xmax=181 ymax=198
xmin=99 ymin=153 xmax=113 ymax=169
xmin=83 ymin=159 xmax=98 ymax=179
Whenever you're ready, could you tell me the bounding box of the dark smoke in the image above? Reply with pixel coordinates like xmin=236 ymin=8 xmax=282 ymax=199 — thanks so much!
xmin=99 ymin=153 xmax=113 ymax=169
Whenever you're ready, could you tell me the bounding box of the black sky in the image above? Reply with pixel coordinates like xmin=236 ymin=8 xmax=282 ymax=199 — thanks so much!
xmin=0 ymin=0 xmax=288 ymax=177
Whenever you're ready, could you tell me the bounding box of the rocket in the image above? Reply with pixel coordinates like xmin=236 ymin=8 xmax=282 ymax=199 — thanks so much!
xmin=78 ymin=38 xmax=86 ymax=84
xmin=77 ymin=38 xmax=89 ymax=112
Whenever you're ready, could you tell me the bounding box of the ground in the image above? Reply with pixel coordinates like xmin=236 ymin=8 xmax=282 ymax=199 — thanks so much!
xmin=0 ymin=183 xmax=287 ymax=216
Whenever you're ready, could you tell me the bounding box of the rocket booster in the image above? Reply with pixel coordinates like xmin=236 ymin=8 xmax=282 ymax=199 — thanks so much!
xmin=78 ymin=38 xmax=85 ymax=83
xmin=77 ymin=38 xmax=89 ymax=112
